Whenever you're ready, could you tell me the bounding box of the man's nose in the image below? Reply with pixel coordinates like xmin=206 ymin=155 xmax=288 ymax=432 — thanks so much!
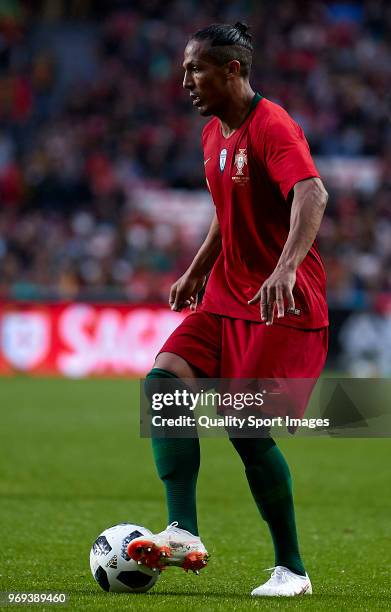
xmin=183 ymin=71 xmax=193 ymax=90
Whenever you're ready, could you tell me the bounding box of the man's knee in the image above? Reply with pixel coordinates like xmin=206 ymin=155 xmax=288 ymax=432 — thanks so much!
xmin=154 ymin=352 xmax=198 ymax=379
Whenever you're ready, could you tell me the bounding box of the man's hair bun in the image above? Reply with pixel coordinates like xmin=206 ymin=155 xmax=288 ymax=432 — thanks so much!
xmin=234 ymin=22 xmax=249 ymax=35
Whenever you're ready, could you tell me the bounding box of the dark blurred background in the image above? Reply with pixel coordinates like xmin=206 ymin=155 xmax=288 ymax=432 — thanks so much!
xmin=0 ymin=0 xmax=390 ymax=373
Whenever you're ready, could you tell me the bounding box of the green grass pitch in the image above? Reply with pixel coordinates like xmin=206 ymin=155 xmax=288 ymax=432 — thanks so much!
xmin=0 ymin=378 xmax=390 ymax=611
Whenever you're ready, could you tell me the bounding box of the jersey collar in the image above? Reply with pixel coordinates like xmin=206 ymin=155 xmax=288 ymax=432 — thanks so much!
xmin=248 ymin=91 xmax=263 ymax=114
xmin=220 ymin=92 xmax=263 ymax=140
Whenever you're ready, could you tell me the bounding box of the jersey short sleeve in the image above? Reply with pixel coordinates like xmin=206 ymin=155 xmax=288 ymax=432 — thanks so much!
xmin=260 ymin=111 xmax=320 ymax=200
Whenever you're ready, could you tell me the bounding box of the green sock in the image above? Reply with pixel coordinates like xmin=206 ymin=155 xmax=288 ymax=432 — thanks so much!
xmin=145 ymin=369 xmax=199 ymax=536
xmin=230 ymin=437 xmax=306 ymax=576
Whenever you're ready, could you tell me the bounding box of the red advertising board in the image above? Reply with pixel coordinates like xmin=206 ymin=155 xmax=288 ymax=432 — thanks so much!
xmin=0 ymin=303 xmax=185 ymax=377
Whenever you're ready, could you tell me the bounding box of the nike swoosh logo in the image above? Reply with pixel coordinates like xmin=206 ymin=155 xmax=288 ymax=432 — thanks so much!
xmin=204 ymin=157 xmax=211 ymax=166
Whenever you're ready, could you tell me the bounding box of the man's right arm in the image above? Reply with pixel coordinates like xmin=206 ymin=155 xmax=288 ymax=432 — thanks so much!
xmin=169 ymin=212 xmax=221 ymax=311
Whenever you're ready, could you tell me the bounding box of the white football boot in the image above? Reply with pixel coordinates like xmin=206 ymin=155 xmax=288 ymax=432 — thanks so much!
xmin=251 ymin=566 xmax=312 ymax=597
xmin=127 ymin=522 xmax=209 ymax=574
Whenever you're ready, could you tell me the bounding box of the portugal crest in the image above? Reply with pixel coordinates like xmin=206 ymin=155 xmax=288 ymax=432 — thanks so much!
xmin=234 ymin=148 xmax=247 ymax=175
xmin=232 ymin=148 xmax=249 ymax=185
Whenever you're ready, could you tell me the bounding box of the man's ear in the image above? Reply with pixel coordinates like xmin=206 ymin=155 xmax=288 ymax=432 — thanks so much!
xmin=226 ymin=59 xmax=241 ymax=78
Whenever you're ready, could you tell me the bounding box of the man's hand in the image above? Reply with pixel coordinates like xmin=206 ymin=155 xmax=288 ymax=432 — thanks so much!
xmin=168 ymin=212 xmax=220 ymax=312
xmin=169 ymin=272 xmax=206 ymax=312
xmin=248 ymin=177 xmax=328 ymax=325
xmin=248 ymin=265 xmax=296 ymax=325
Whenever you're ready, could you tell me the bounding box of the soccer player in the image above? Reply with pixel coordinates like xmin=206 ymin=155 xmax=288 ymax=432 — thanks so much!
xmin=128 ymin=22 xmax=328 ymax=596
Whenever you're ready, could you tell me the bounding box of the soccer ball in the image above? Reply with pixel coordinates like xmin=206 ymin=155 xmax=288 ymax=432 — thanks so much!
xmin=90 ymin=523 xmax=159 ymax=593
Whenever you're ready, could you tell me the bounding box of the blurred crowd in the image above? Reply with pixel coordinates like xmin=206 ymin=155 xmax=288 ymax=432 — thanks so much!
xmin=0 ymin=0 xmax=390 ymax=308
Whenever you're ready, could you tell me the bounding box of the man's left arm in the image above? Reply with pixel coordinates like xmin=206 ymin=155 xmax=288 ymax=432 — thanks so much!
xmin=248 ymin=177 xmax=328 ymax=324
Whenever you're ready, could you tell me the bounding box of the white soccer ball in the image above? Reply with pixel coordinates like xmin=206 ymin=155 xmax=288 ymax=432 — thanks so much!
xmin=90 ymin=523 xmax=159 ymax=593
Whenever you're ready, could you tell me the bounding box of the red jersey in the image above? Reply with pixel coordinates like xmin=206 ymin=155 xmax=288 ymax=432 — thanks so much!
xmin=200 ymin=94 xmax=328 ymax=330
